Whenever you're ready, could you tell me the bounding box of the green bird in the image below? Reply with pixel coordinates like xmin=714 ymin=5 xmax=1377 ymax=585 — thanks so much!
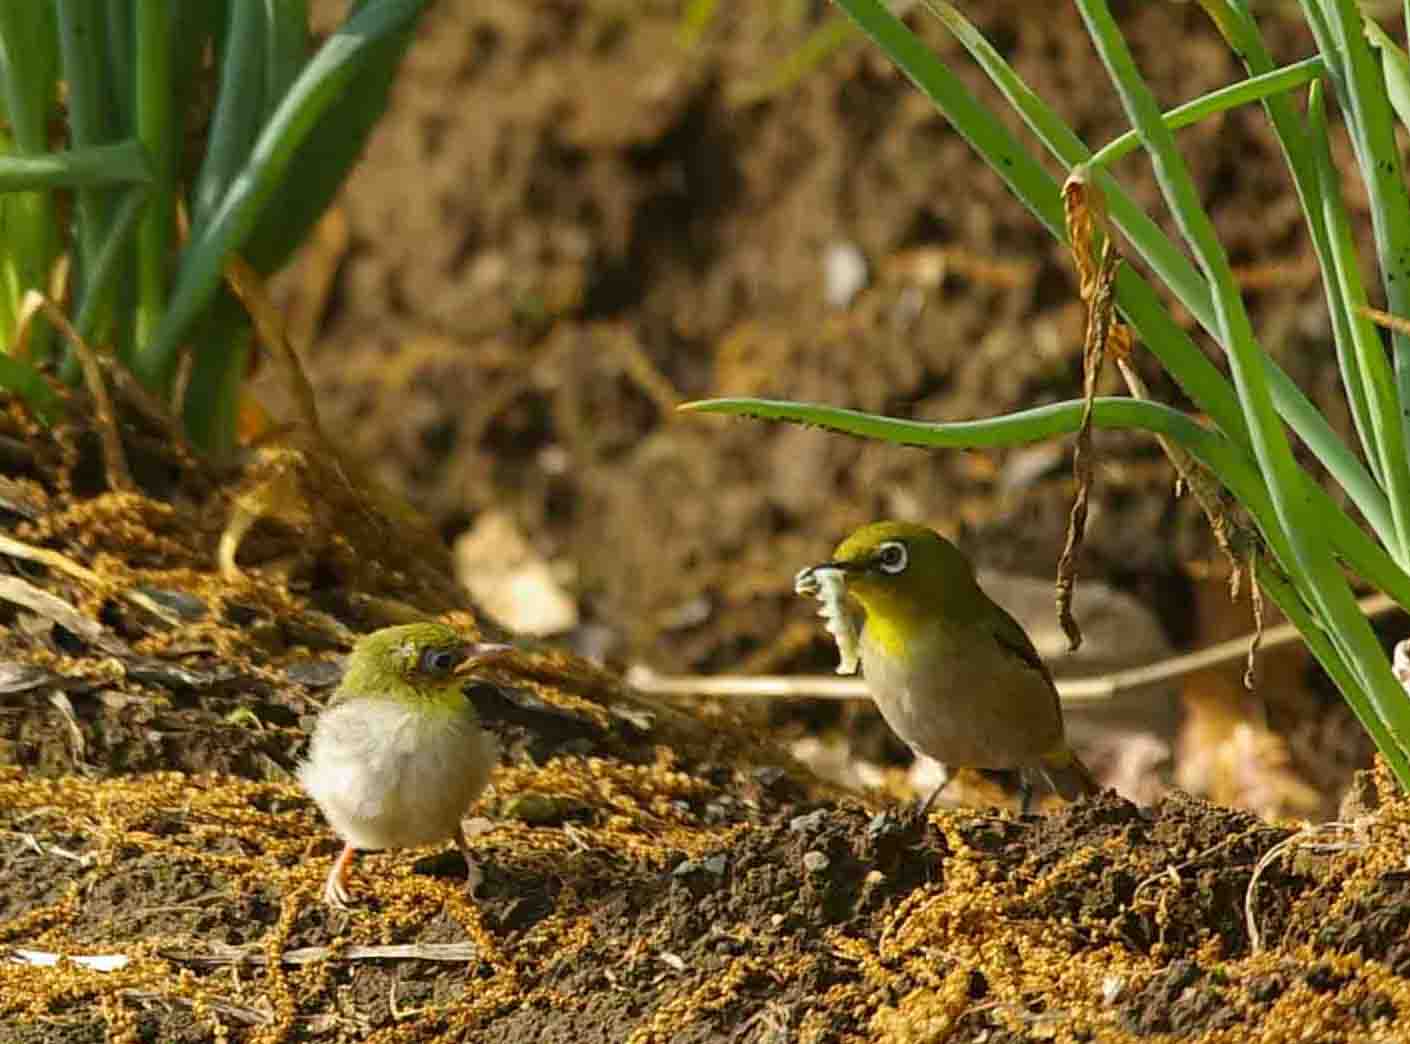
xmin=298 ymin=622 xmax=503 ymax=908
xmin=796 ymin=521 xmax=1099 ymax=812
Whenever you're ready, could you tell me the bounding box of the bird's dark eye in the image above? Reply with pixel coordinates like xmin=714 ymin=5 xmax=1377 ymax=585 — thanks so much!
xmin=876 ymin=541 xmax=908 ymax=574
xmin=419 ymin=646 xmax=464 ymax=676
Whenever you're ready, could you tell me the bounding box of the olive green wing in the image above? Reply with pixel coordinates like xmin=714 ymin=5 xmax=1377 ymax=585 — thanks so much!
xmin=987 ymin=603 xmax=1063 ymax=714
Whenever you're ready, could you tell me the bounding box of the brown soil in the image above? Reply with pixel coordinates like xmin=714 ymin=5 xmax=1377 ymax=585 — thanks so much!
xmin=4 ymin=1 xmax=1409 ymax=1041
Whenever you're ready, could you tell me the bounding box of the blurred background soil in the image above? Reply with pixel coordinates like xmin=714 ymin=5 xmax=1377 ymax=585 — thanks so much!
xmin=270 ymin=0 xmax=1388 ymax=816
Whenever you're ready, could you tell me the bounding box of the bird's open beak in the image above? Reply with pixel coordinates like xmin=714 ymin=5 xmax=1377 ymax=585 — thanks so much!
xmin=454 ymin=641 xmax=514 ymax=674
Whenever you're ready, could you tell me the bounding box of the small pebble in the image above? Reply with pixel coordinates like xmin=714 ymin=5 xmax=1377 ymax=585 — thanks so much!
xmin=823 ymin=241 xmax=868 ymax=309
xmin=789 ymin=810 xmax=828 ymax=835
xmin=802 ymin=850 xmax=830 ymax=873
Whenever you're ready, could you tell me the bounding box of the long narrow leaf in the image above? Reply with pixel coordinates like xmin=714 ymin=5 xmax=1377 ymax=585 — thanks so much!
xmin=1307 ymin=82 xmax=1410 ymax=567
xmin=1311 ymin=1 xmax=1410 ymax=484
xmin=134 ymin=0 xmax=429 ymax=392
xmin=0 ymin=3 xmax=58 ymax=358
xmin=0 ymin=141 xmax=150 ymax=191
xmin=133 ymin=0 xmax=173 ymax=358
xmin=920 ymin=0 xmax=1396 ymax=551
xmin=1087 ymin=57 xmax=1323 ymax=168
xmin=1078 ymin=0 xmax=1410 ymax=775
xmin=192 ymin=1 xmax=266 ymax=228
xmin=685 ymin=395 xmax=1410 ymax=612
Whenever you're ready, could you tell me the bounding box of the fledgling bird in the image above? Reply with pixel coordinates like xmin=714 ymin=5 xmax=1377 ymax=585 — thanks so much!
xmin=796 ymin=521 xmax=1099 ymax=812
xmin=298 ymin=622 xmax=503 ymax=908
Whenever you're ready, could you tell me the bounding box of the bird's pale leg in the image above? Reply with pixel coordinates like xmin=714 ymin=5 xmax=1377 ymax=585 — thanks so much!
xmin=456 ymin=823 xmax=483 ymax=896
xmin=918 ymin=762 xmax=952 ymax=815
xmin=323 ymin=844 xmax=357 ymax=909
xmin=1017 ymin=777 xmax=1035 ymax=815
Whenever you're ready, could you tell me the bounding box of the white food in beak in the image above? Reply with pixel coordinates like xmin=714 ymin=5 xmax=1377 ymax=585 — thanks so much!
xmin=796 ymin=566 xmax=860 ymax=676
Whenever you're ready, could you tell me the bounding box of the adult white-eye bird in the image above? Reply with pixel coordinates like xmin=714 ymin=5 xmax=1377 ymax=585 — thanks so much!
xmin=298 ymin=622 xmax=503 ymax=908
xmin=796 ymin=521 xmax=1099 ymax=812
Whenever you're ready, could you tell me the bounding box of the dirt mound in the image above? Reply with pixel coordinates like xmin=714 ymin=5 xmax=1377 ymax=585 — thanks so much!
xmin=5 ymin=763 xmax=1410 ymax=1041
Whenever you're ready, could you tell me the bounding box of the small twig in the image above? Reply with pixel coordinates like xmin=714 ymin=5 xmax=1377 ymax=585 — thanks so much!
xmin=0 ymin=574 xmax=130 ymax=654
xmin=160 ymin=941 xmax=480 ymax=967
xmin=119 ymin=990 xmax=270 ymax=1028
xmin=628 ymin=590 xmax=1399 ymax=704
xmin=0 ymin=531 xmax=183 ymax=627
xmin=21 ymin=290 xmax=133 ymax=493
xmin=1246 ymin=823 xmax=1359 ymax=954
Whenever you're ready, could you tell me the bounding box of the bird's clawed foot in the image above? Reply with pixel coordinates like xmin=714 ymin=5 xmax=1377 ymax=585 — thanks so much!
xmin=457 ymin=825 xmax=484 ymax=898
xmin=322 ymin=844 xmax=357 ymax=909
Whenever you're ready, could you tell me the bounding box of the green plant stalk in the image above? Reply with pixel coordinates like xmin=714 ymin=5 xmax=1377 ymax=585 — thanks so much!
xmin=58 ymin=186 xmax=149 ymax=386
xmin=1195 ymin=3 xmax=1398 ymax=519
xmin=1251 ymin=555 xmax=1409 ymax=784
xmin=839 ymin=0 xmax=1243 ymax=453
xmin=104 ymin=0 xmax=134 ymax=132
xmin=0 ymin=141 xmax=151 ymax=191
xmin=924 ymin=0 xmax=1398 ymax=555
xmin=0 ymin=2 xmax=58 ymax=361
xmin=134 ymin=0 xmax=427 ymax=397
xmin=1307 ymin=82 xmax=1410 ymax=569
xmin=133 ymin=0 xmax=173 ymax=366
xmin=1086 ymin=56 xmax=1323 ymax=168
xmin=56 ymin=0 xmax=114 ymax=289
xmin=1077 ymin=0 xmax=1410 ymax=775
xmin=74 ymin=188 xmax=148 ymax=342
xmin=192 ymin=1 xmax=265 ymax=228
xmin=263 ymin=0 xmax=309 ymax=116
xmin=180 ymin=302 xmax=249 ymax=457
xmin=1311 ymin=0 xmax=1410 ymax=508
xmin=921 ymin=0 xmax=1396 ymax=551
xmin=1364 ymin=18 xmax=1410 ymax=132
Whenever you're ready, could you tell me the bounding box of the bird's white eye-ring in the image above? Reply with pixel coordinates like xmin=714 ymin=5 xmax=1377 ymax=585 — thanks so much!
xmin=876 ymin=541 xmax=908 ymax=574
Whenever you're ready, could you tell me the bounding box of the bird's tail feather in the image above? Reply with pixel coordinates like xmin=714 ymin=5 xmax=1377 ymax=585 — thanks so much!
xmin=1039 ymin=745 xmax=1100 ymax=802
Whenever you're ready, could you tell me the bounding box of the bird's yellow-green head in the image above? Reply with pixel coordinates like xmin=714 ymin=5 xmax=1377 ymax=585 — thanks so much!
xmin=337 ymin=622 xmax=502 ymax=711
xmin=806 ymin=521 xmax=983 ymax=629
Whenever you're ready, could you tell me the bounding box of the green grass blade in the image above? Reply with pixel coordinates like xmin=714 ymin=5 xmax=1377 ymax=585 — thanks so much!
xmin=134 ymin=0 xmax=430 ymax=393
xmin=910 ymin=0 xmax=1396 ymax=548
xmin=1195 ymin=4 xmax=1399 ymax=526
xmin=1364 ymin=17 xmax=1410 ymax=132
xmin=0 ymin=141 xmax=151 ymax=191
xmin=133 ymin=0 xmax=174 ymax=361
xmin=192 ymin=1 xmax=266 ymax=228
xmin=683 ymin=394 xmax=1410 ymax=611
xmin=1307 ymin=81 xmax=1410 ymax=567
xmin=1314 ymin=1 xmax=1410 ymax=523
xmin=1078 ymin=0 xmax=1410 ymax=775
xmin=0 ymin=3 xmax=58 ymax=359
xmin=263 ymin=0 xmax=310 ymax=117
xmin=1087 ymin=57 xmax=1323 ymax=168
xmin=56 ymin=0 xmax=115 ymax=285
xmin=73 ymin=187 xmax=148 ymax=343
xmin=240 ymin=12 xmax=415 ymax=275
